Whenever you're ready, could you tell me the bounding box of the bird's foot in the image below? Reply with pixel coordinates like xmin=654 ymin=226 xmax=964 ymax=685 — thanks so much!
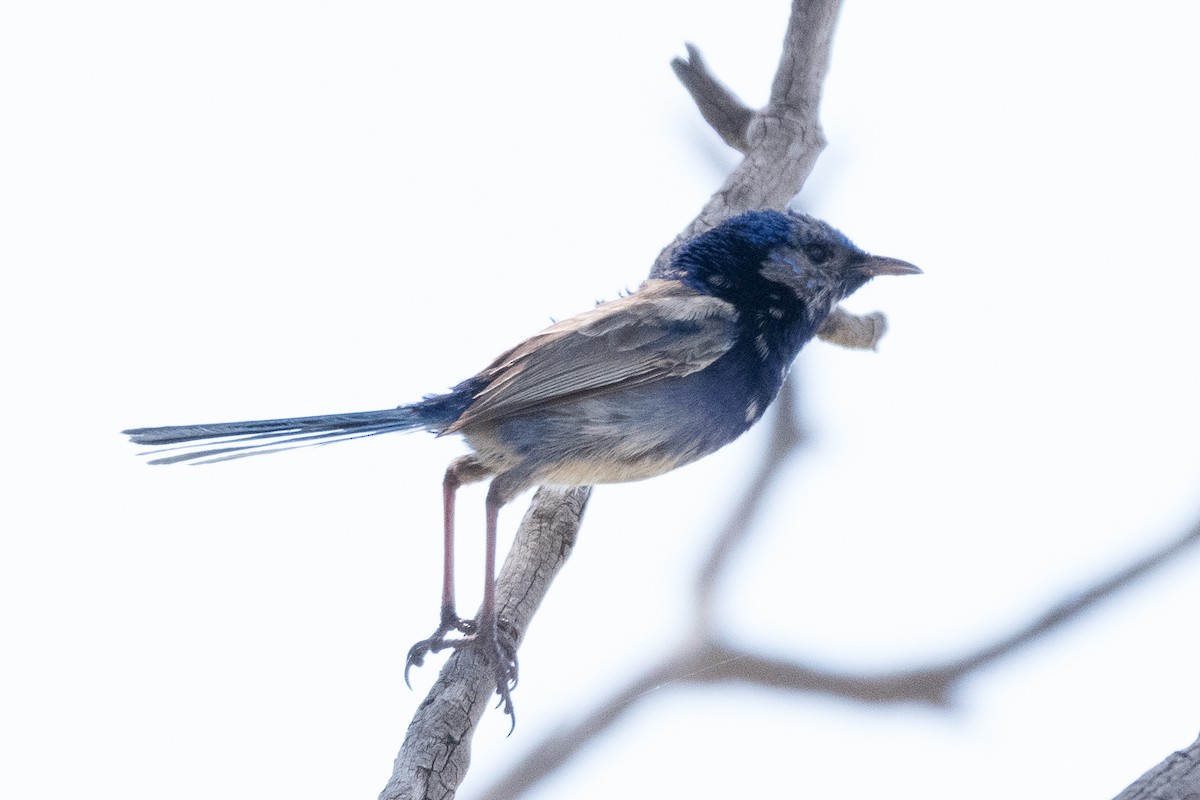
xmin=404 ymin=609 xmax=476 ymax=687
xmin=485 ymin=618 xmax=520 ymax=724
xmin=404 ymin=612 xmax=521 ymax=730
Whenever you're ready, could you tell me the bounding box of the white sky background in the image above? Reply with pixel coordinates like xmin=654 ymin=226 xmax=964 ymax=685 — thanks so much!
xmin=3 ymin=1 xmax=1200 ymax=798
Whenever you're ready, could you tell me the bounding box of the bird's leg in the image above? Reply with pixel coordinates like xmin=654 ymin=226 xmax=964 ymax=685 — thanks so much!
xmin=479 ymin=480 xmax=519 ymax=721
xmin=404 ymin=459 xmax=521 ymax=725
xmin=404 ymin=456 xmax=488 ymax=686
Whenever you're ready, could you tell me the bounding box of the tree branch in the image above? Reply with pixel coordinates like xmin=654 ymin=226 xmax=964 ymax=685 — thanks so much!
xmin=816 ymin=306 xmax=889 ymax=350
xmin=670 ymin=43 xmax=754 ymax=152
xmin=384 ymin=0 xmax=856 ymax=795
xmin=1111 ymin=732 xmax=1200 ymax=800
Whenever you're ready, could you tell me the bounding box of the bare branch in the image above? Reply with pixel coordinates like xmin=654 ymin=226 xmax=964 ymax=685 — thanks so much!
xmin=670 ymin=43 xmax=754 ymax=152
xmin=385 ymin=0 xmax=901 ymax=795
xmin=1112 ymin=733 xmax=1200 ymax=800
xmin=816 ymin=307 xmax=889 ymax=350
xmin=934 ymin=516 xmax=1200 ymax=680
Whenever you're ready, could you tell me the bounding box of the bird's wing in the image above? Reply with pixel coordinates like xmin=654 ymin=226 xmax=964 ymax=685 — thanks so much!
xmin=445 ymin=280 xmax=739 ymax=432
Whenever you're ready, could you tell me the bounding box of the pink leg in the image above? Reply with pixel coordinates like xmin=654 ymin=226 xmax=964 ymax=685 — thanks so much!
xmin=404 ymin=457 xmax=489 ymax=686
xmin=480 ymin=489 xmax=499 ymax=629
xmin=440 ymin=466 xmax=459 ymax=617
xmin=480 ymin=480 xmax=519 ymax=724
xmin=405 ymin=458 xmax=521 ymax=726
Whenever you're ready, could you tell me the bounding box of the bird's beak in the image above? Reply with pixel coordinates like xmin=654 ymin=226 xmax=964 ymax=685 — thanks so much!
xmin=858 ymin=255 xmax=922 ymax=277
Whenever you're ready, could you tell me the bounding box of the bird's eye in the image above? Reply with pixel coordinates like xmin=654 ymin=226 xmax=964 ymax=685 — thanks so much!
xmin=803 ymin=243 xmax=830 ymax=264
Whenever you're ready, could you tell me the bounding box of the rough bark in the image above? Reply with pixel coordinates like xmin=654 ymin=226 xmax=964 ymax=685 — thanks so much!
xmin=1111 ymin=734 xmax=1200 ymax=800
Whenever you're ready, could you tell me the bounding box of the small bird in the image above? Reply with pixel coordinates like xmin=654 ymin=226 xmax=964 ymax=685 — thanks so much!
xmin=124 ymin=209 xmax=919 ymax=720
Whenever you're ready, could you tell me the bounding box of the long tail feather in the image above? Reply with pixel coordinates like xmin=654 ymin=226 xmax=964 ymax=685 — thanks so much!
xmin=123 ymin=407 xmax=428 ymax=465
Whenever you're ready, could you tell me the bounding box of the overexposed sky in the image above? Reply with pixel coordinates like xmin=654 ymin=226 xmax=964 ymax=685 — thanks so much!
xmin=3 ymin=2 xmax=1199 ymax=798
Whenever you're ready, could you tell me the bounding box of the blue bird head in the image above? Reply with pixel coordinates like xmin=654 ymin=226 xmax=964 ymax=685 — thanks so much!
xmin=674 ymin=209 xmax=919 ymax=326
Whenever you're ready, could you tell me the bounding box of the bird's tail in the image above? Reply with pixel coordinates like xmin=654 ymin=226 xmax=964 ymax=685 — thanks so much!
xmin=123 ymin=406 xmax=431 ymax=465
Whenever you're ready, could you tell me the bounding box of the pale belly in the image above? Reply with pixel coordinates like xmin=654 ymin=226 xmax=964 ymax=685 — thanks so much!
xmin=461 ymin=359 xmax=777 ymax=489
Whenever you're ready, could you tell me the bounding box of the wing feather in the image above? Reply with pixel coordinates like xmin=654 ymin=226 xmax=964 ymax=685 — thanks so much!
xmin=445 ymin=281 xmax=738 ymax=432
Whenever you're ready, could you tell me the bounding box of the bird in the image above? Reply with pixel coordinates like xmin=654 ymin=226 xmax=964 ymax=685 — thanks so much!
xmin=124 ymin=208 xmax=919 ymax=722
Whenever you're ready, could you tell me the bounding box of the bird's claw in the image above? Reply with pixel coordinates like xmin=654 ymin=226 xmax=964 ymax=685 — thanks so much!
xmin=403 ymin=611 xmax=476 ymax=688
xmin=404 ymin=613 xmax=521 ymax=731
xmin=489 ymin=618 xmax=520 ymax=718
